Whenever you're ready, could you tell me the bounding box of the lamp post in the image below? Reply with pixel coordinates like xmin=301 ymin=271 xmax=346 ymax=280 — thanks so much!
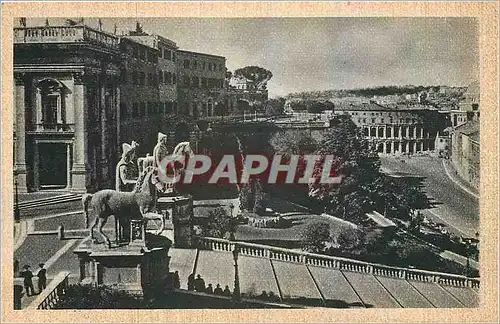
xmin=462 ymin=236 xmax=480 ymax=277
xmin=232 ymin=246 xmax=241 ymax=303
xmin=14 ymin=177 xmax=20 ymax=222
xmin=229 ymin=203 xmax=236 ymax=241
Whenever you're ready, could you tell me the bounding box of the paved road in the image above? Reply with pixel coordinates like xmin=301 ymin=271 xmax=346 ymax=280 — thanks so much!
xmin=380 ymin=156 xmax=479 ymax=238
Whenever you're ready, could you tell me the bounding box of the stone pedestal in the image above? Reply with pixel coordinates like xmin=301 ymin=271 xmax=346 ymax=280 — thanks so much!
xmin=156 ymin=195 xmax=194 ymax=248
xmin=73 ymin=220 xmax=172 ymax=296
xmin=70 ymin=163 xmax=89 ymax=193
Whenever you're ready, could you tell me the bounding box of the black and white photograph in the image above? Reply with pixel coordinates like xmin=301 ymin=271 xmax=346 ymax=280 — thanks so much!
xmin=3 ymin=3 xmax=497 ymax=320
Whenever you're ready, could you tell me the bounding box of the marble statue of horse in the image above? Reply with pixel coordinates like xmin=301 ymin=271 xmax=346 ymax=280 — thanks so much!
xmin=152 ymin=141 xmax=194 ymax=193
xmin=82 ymin=166 xmax=164 ymax=248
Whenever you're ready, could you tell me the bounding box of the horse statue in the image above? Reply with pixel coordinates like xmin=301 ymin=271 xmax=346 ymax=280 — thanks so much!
xmin=152 ymin=141 xmax=194 ymax=194
xmin=82 ymin=166 xmax=165 ymax=248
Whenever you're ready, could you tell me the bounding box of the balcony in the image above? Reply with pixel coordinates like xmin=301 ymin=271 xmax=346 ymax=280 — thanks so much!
xmin=14 ymin=25 xmax=119 ymax=49
xmin=29 ymin=123 xmax=75 ymax=133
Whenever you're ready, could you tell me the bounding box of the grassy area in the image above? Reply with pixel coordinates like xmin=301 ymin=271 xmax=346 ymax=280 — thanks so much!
xmin=234 ymin=213 xmax=355 ymax=248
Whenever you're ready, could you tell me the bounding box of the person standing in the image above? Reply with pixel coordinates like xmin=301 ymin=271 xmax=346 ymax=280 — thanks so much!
xmin=214 ymin=283 xmax=223 ymax=295
xmin=173 ymin=271 xmax=180 ymax=289
xmin=187 ymin=273 xmax=195 ymax=291
xmin=37 ymin=263 xmax=47 ymax=293
xmin=222 ymin=285 xmax=231 ymax=296
xmin=194 ymin=274 xmax=205 ymax=292
xmin=20 ymin=265 xmax=34 ymax=296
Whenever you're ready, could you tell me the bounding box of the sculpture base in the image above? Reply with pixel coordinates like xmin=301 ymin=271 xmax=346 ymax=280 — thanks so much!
xmin=74 ymin=235 xmax=171 ymax=296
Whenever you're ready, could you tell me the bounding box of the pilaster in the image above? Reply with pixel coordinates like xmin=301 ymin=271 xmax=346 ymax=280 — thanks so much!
xmin=14 ymin=73 xmax=28 ymax=192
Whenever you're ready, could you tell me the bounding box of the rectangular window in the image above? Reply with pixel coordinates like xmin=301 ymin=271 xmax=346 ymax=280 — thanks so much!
xmin=147 ymin=101 xmax=153 ymax=115
xmin=172 ymin=73 xmax=176 ymax=84
xmin=159 ymin=70 xmax=164 ymax=83
xmin=120 ymin=103 xmax=127 ymax=120
xmin=192 ymin=76 xmax=199 ymax=87
xmin=202 ymin=62 xmax=206 ymax=70
xmin=192 ymin=60 xmax=198 ymax=69
xmin=184 ymin=59 xmax=190 ymax=68
xmin=371 ymin=118 xmax=375 ymax=123
xmin=132 ymin=102 xmax=139 ymax=118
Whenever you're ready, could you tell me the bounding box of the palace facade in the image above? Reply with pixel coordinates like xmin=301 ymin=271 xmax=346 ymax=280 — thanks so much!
xmin=13 ymin=19 xmax=229 ymax=193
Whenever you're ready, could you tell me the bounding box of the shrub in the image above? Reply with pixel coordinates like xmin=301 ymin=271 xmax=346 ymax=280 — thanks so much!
xmin=300 ymin=222 xmax=331 ymax=253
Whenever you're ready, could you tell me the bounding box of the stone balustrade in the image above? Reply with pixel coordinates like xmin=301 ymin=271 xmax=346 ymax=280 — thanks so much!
xmin=27 ymin=271 xmax=70 ymax=310
xmin=198 ymin=237 xmax=480 ymax=288
xmin=14 ymin=25 xmax=119 ymax=49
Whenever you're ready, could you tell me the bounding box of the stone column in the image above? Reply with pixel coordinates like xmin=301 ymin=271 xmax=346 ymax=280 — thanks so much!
xmin=35 ymin=88 xmax=43 ymax=128
xmin=100 ymin=80 xmax=108 ymax=183
xmin=33 ymin=142 xmax=39 ymax=189
xmin=414 ymin=141 xmax=417 ymax=153
xmin=66 ymin=143 xmax=72 ymax=190
xmin=71 ymin=72 xmax=89 ymax=193
xmin=116 ymin=86 xmax=121 ymax=147
xmin=14 ymin=74 xmax=28 ymax=192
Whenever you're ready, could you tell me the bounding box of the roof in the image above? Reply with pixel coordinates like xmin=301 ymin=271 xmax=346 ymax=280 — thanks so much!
xmin=177 ymin=49 xmax=226 ymax=60
xmin=366 ymin=211 xmax=397 ymax=228
xmin=335 ymin=102 xmax=393 ymax=111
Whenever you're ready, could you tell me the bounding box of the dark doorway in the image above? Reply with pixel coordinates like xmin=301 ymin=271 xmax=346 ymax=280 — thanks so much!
xmin=38 ymin=143 xmax=67 ymax=188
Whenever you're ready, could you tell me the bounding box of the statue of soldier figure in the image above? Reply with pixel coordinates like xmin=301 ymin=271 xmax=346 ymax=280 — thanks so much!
xmin=115 ymin=141 xmax=139 ymax=193
xmin=153 ymin=132 xmax=169 ymax=169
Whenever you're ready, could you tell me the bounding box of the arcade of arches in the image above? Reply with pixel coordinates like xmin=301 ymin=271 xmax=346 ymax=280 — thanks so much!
xmin=362 ymin=124 xmax=436 ymax=154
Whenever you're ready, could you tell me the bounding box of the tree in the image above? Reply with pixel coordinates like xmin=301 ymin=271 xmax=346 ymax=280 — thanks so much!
xmin=238 ymin=183 xmax=254 ymax=211
xmin=253 ymin=178 xmax=267 ymax=214
xmin=265 ymin=97 xmax=286 ymax=116
xmin=336 ymin=227 xmax=366 ymax=251
xmin=270 ymin=130 xmax=318 ymax=158
xmin=306 ymin=100 xmax=334 ymax=114
xmin=233 ymin=66 xmax=273 ymax=90
xmin=309 ymin=116 xmax=381 ymax=222
xmin=202 ymin=207 xmax=233 ymax=238
xmin=301 ymin=221 xmax=331 ymax=253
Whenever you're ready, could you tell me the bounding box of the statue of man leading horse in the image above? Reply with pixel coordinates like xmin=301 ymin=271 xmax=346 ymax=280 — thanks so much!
xmin=82 ymin=139 xmax=194 ymax=248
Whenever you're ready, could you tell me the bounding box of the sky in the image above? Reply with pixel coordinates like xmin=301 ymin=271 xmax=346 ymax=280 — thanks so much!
xmin=28 ymin=17 xmax=479 ymax=97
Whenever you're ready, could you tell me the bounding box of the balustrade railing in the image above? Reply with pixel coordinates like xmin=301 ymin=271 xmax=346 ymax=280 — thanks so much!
xmin=28 ymin=271 xmax=70 ymax=310
xmin=14 ymin=25 xmax=119 ymax=49
xmin=34 ymin=123 xmax=75 ymax=132
xmin=198 ymin=237 xmax=480 ymax=289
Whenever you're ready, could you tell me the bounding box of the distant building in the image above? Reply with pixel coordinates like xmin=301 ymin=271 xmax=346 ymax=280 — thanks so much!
xmin=450 ymin=81 xmax=479 ymax=128
xmin=450 ymin=121 xmax=480 ymax=189
xmin=435 ymin=129 xmax=452 ymax=158
xmin=336 ymin=103 xmax=445 ymax=155
xmin=176 ymin=50 xmax=226 ymax=118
